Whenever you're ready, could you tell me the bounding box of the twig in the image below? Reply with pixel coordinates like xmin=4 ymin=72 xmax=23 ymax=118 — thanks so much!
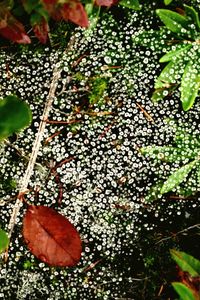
xmin=7 ymin=35 xmax=77 ymax=241
xmin=155 ymin=223 xmax=200 ymax=244
xmin=136 ymin=103 xmax=154 ymax=123
xmin=82 ymin=259 xmax=102 ymax=272
xmin=7 ymin=65 xmax=61 ymax=239
xmin=45 ymin=119 xmax=80 ymax=124
xmin=47 ymin=157 xmax=75 ymax=204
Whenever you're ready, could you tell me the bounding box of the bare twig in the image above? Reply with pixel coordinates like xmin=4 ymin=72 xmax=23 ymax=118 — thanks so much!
xmin=155 ymin=223 xmax=200 ymax=244
xmin=7 ymin=35 xmax=77 ymax=241
xmin=136 ymin=103 xmax=154 ymax=123
xmin=7 ymin=64 xmax=61 ymax=239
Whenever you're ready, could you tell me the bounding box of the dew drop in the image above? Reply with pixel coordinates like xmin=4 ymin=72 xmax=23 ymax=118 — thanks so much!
xmin=104 ymin=56 xmax=112 ymax=64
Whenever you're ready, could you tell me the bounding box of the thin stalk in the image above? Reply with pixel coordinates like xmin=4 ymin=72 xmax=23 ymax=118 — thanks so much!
xmin=7 ymin=35 xmax=77 ymax=241
xmin=7 ymin=64 xmax=61 ymax=239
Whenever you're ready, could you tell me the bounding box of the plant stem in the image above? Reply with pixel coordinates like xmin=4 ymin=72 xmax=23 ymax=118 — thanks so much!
xmin=7 ymin=64 xmax=62 ymax=239
xmin=6 ymin=33 xmax=77 ymax=252
xmin=155 ymin=223 xmax=200 ymax=244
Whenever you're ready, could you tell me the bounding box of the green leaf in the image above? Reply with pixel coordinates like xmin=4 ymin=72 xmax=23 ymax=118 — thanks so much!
xmin=151 ymin=89 xmax=166 ymax=103
xmin=84 ymin=6 xmax=100 ymax=39
xmin=180 ymin=60 xmax=200 ymax=111
xmin=175 ymin=129 xmax=200 ymax=149
xmin=89 ymin=77 xmax=108 ymax=106
xmin=196 ymin=164 xmax=200 ymax=186
xmin=133 ymin=28 xmax=171 ymax=52
xmin=172 ymin=282 xmax=196 ymax=300
xmin=184 ymin=5 xmax=200 ymax=31
xmin=160 ymin=160 xmax=197 ymax=194
xmin=0 ymin=95 xmax=32 ymax=140
xmin=119 ymin=0 xmax=141 ymax=10
xmin=156 ymin=9 xmax=190 ymax=34
xmin=34 ymin=6 xmax=49 ymax=20
xmin=170 ymin=249 xmax=200 ymax=276
xmin=159 ymin=44 xmax=192 ymax=63
xmin=22 ymin=0 xmax=40 ymax=14
xmin=151 ymin=85 xmax=177 ymax=103
xmin=30 ymin=12 xmax=43 ymax=26
xmin=155 ymin=61 xmax=174 ymax=89
xmin=154 ymin=59 xmax=187 ymax=89
xmin=164 ymin=0 xmax=173 ymax=5
xmin=0 ymin=228 xmax=9 ymax=254
xmin=85 ymin=3 xmax=94 ymax=16
xmin=140 ymin=145 xmax=198 ymax=162
xmin=144 ymin=180 xmax=164 ymax=202
xmin=165 ymin=118 xmax=200 ymax=148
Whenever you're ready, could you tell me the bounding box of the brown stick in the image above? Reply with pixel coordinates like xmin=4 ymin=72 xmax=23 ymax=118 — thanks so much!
xmin=8 ymin=65 xmax=62 ymax=239
xmin=7 ymin=35 xmax=77 ymax=242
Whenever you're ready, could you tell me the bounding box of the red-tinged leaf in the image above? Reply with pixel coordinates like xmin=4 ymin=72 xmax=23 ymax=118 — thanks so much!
xmin=41 ymin=0 xmax=63 ymax=20
xmin=61 ymin=1 xmax=89 ymax=27
xmin=23 ymin=205 xmax=82 ymax=267
xmin=32 ymin=17 xmax=49 ymax=44
xmin=51 ymin=9 xmax=63 ymax=21
xmin=0 ymin=9 xmax=31 ymax=44
xmin=95 ymin=0 xmax=118 ymax=7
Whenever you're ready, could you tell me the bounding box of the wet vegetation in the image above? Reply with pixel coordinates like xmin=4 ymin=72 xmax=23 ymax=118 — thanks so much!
xmin=0 ymin=0 xmax=200 ymax=299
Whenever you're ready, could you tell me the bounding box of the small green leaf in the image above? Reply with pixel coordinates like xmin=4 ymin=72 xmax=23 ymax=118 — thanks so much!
xmin=84 ymin=6 xmax=100 ymax=39
xmin=85 ymin=3 xmax=94 ymax=16
xmin=175 ymin=128 xmax=200 ymax=149
xmin=159 ymin=44 xmax=192 ymax=63
xmin=196 ymin=164 xmax=200 ymax=186
xmin=155 ymin=59 xmax=186 ymax=89
xmin=155 ymin=61 xmax=174 ymax=89
xmin=119 ymin=0 xmax=141 ymax=10
xmin=184 ymin=5 xmax=200 ymax=31
xmin=23 ymin=260 xmax=34 ymax=270
xmin=180 ymin=60 xmax=200 ymax=111
xmin=151 ymin=89 xmax=166 ymax=102
xmin=133 ymin=28 xmax=171 ymax=52
xmin=22 ymin=0 xmax=39 ymax=14
xmin=35 ymin=6 xmax=49 ymax=20
xmin=156 ymin=9 xmax=190 ymax=34
xmin=160 ymin=160 xmax=197 ymax=194
xmin=89 ymin=77 xmax=108 ymax=106
xmin=170 ymin=249 xmax=200 ymax=276
xmin=164 ymin=0 xmax=173 ymax=5
xmin=172 ymin=282 xmax=196 ymax=300
xmin=0 ymin=95 xmax=32 ymax=140
xmin=30 ymin=12 xmax=43 ymax=26
xmin=0 ymin=228 xmax=9 ymax=254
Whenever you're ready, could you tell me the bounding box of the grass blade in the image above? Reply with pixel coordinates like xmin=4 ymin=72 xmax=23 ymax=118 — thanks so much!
xmin=180 ymin=60 xmax=200 ymax=111
xmin=156 ymin=9 xmax=190 ymax=34
xmin=0 ymin=228 xmax=9 ymax=254
xmin=160 ymin=160 xmax=197 ymax=194
xmin=172 ymin=282 xmax=196 ymax=300
xmin=170 ymin=249 xmax=200 ymax=276
xmin=159 ymin=44 xmax=192 ymax=63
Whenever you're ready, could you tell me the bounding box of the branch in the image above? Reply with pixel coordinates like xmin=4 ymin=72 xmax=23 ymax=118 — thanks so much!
xmin=8 ymin=64 xmax=61 ymax=239
xmin=155 ymin=223 xmax=200 ymax=244
xmin=7 ymin=35 xmax=77 ymax=241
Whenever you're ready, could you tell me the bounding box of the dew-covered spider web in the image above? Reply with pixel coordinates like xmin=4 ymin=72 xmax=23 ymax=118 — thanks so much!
xmin=0 ymin=3 xmax=200 ymax=299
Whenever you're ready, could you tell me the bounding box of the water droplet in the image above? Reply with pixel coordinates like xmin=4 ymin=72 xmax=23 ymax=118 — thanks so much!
xmin=104 ymin=56 xmax=112 ymax=64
